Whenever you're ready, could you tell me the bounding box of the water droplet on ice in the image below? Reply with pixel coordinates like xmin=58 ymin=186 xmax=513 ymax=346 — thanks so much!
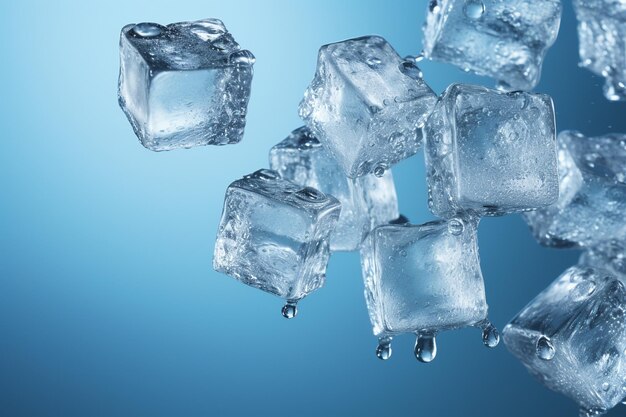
xmin=429 ymin=0 xmax=440 ymax=13
xmin=376 ymin=337 xmax=393 ymax=360
xmin=536 ymin=336 xmax=556 ymax=361
xmin=281 ymin=302 xmax=298 ymax=319
xmin=296 ymin=187 xmax=326 ymax=201
xmin=448 ymin=218 xmax=465 ymax=235
xmin=229 ymin=50 xmax=256 ymax=65
xmin=415 ymin=333 xmax=437 ymax=363
xmin=480 ymin=320 xmax=500 ymax=348
xmin=373 ymin=165 xmax=387 ymax=178
xmin=131 ymin=23 xmax=164 ymax=37
xmin=464 ymin=0 xmax=485 ymax=19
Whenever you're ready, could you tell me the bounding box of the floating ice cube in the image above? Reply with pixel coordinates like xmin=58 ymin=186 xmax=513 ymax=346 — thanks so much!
xmin=503 ymin=266 xmax=626 ymax=415
xmin=118 ymin=19 xmax=254 ymax=151
xmin=580 ymin=240 xmax=626 ymax=284
xmin=423 ymin=0 xmax=562 ymax=91
xmin=269 ymin=127 xmax=399 ymax=251
xmin=213 ymin=169 xmax=340 ymax=317
xmin=360 ymin=216 xmax=498 ymax=362
xmin=525 ymin=131 xmax=626 ymax=248
xmin=424 ymin=83 xmax=558 ymax=219
xmin=299 ymin=36 xmax=437 ymax=178
xmin=574 ymin=0 xmax=626 ymax=101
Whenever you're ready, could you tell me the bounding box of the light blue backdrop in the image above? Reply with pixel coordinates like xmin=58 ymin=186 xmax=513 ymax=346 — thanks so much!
xmin=1 ymin=1 xmax=624 ymax=416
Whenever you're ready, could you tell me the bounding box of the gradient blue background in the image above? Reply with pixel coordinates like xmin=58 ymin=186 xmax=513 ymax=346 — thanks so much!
xmin=1 ymin=1 xmax=625 ymax=416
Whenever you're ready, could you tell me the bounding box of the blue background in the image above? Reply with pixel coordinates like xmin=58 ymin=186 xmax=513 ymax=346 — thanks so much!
xmin=1 ymin=1 xmax=624 ymax=416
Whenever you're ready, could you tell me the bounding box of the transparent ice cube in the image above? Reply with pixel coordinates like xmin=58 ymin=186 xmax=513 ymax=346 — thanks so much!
xmin=118 ymin=19 xmax=254 ymax=151
xmin=360 ymin=216 xmax=498 ymax=362
xmin=503 ymin=266 xmax=626 ymax=415
xmin=269 ymin=127 xmax=399 ymax=251
xmin=423 ymin=0 xmax=562 ymax=91
xmin=525 ymin=131 xmax=626 ymax=248
xmin=213 ymin=170 xmax=341 ymax=317
xmin=424 ymin=83 xmax=558 ymax=219
xmin=574 ymin=0 xmax=626 ymax=101
xmin=299 ymin=36 xmax=437 ymax=178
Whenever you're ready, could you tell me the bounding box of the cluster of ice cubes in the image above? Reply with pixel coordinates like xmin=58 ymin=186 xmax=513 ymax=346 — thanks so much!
xmin=116 ymin=6 xmax=626 ymax=415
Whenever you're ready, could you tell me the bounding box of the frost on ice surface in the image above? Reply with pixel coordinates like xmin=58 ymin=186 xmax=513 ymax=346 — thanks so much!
xmin=299 ymin=36 xmax=437 ymax=178
xmin=503 ymin=266 xmax=626 ymax=415
xmin=525 ymin=131 xmax=626 ymax=248
xmin=423 ymin=0 xmax=562 ymax=91
xmin=118 ymin=19 xmax=254 ymax=151
xmin=213 ymin=170 xmax=340 ymax=315
xmin=424 ymin=83 xmax=558 ymax=219
xmin=270 ymin=126 xmax=399 ymax=251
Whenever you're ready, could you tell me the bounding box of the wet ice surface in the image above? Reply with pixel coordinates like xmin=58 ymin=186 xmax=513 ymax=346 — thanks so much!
xmin=525 ymin=131 xmax=626 ymax=248
xmin=503 ymin=266 xmax=626 ymax=415
xmin=580 ymin=240 xmax=626 ymax=284
xmin=213 ymin=170 xmax=340 ymax=316
xmin=424 ymin=83 xmax=558 ymax=219
xmin=299 ymin=36 xmax=437 ymax=178
xmin=118 ymin=19 xmax=254 ymax=151
xmin=269 ymin=127 xmax=399 ymax=251
xmin=574 ymin=0 xmax=626 ymax=101
xmin=360 ymin=216 xmax=498 ymax=362
xmin=422 ymin=0 xmax=562 ymax=91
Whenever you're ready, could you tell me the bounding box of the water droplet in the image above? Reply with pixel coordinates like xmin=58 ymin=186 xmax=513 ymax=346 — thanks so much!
xmin=571 ymin=280 xmax=597 ymax=301
xmin=376 ymin=337 xmax=393 ymax=360
xmin=399 ymin=60 xmax=423 ymax=80
xmin=296 ymin=187 xmax=326 ymax=201
xmin=415 ymin=333 xmax=437 ymax=363
xmin=366 ymin=56 xmax=382 ymax=66
xmin=229 ymin=50 xmax=256 ymax=65
xmin=536 ymin=336 xmax=556 ymax=361
xmin=390 ymin=215 xmax=410 ymax=225
xmin=281 ymin=302 xmax=297 ymax=319
xmin=247 ymin=169 xmax=279 ymax=180
xmin=602 ymin=382 xmax=610 ymax=392
xmin=464 ymin=0 xmax=485 ymax=19
xmin=480 ymin=320 xmax=500 ymax=348
xmin=429 ymin=0 xmax=440 ymax=13
xmin=373 ymin=165 xmax=386 ymax=178
xmin=448 ymin=218 xmax=465 ymax=235
xmin=131 ymin=22 xmax=164 ymax=38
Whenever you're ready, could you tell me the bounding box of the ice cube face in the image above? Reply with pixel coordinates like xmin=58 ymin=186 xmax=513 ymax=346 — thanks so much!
xmin=213 ymin=170 xmax=341 ymax=303
xmin=118 ymin=19 xmax=254 ymax=151
xmin=524 ymin=131 xmax=626 ymax=248
xmin=580 ymin=240 xmax=626 ymax=284
xmin=423 ymin=0 xmax=562 ymax=91
xmin=574 ymin=0 xmax=626 ymax=101
xmin=299 ymin=36 xmax=438 ymax=178
xmin=424 ymin=84 xmax=559 ymax=219
xmin=269 ymin=127 xmax=399 ymax=251
xmin=361 ymin=217 xmax=488 ymax=338
xmin=503 ymin=266 xmax=626 ymax=414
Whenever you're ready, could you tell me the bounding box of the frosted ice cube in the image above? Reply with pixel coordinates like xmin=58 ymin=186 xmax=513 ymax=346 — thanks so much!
xmin=503 ymin=266 xmax=626 ymax=415
xmin=423 ymin=0 xmax=562 ymax=91
xmin=360 ymin=216 xmax=498 ymax=362
xmin=525 ymin=131 xmax=626 ymax=248
xmin=574 ymin=0 xmax=626 ymax=101
xmin=118 ymin=19 xmax=254 ymax=151
xmin=213 ymin=169 xmax=340 ymax=317
xmin=580 ymin=240 xmax=626 ymax=284
xmin=424 ymin=83 xmax=558 ymax=219
xmin=299 ymin=36 xmax=437 ymax=178
xmin=269 ymin=127 xmax=399 ymax=251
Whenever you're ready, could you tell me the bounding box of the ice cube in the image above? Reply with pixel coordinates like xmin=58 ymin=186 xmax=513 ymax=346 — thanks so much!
xmin=269 ymin=127 xmax=399 ymax=251
xmin=360 ymin=216 xmax=498 ymax=362
xmin=524 ymin=131 xmax=626 ymax=248
xmin=299 ymin=36 xmax=437 ymax=178
xmin=213 ymin=169 xmax=341 ymax=317
xmin=574 ymin=0 xmax=626 ymax=101
xmin=423 ymin=0 xmax=562 ymax=91
xmin=118 ymin=19 xmax=254 ymax=151
xmin=424 ymin=83 xmax=558 ymax=219
xmin=503 ymin=266 xmax=626 ymax=415
xmin=580 ymin=240 xmax=626 ymax=284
